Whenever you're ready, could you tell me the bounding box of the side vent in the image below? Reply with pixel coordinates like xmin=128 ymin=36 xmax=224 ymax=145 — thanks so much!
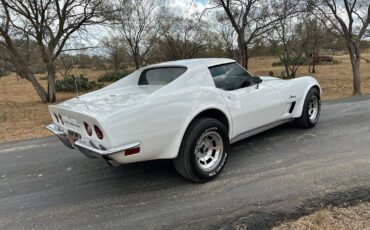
xmin=289 ymin=102 xmax=296 ymax=113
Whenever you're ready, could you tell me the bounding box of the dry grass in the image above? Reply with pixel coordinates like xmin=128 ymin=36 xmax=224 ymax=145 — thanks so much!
xmin=274 ymin=202 xmax=370 ymax=230
xmin=249 ymin=52 xmax=370 ymax=100
xmin=1 ymin=53 xmax=370 ymax=143
xmin=0 ymin=68 xmax=105 ymax=143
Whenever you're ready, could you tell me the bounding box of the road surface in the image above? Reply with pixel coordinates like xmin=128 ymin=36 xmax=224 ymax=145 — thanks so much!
xmin=1 ymin=96 xmax=370 ymax=229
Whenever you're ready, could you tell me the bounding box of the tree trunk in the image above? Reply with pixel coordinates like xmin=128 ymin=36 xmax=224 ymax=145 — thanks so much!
xmin=348 ymin=42 xmax=362 ymax=96
xmin=10 ymin=50 xmax=48 ymax=102
xmin=237 ymin=32 xmax=248 ymax=69
xmin=46 ymin=63 xmax=56 ymax=103
xmin=245 ymin=47 xmax=249 ymax=70
xmin=350 ymin=56 xmax=362 ymax=95
xmin=26 ymin=69 xmax=48 ymax=102
xmin=282 ymin=50 xmax=290 ymax=78
xmin=2 ymin=33 xmax=48 ymax=102
xmin=134 ymin=54 xmax=140 ymax=70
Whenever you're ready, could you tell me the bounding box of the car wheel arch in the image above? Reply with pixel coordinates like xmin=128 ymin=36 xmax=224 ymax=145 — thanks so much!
xmin=176 ymin=108 xmax=232 ymax=154
xmin=189 ymin=108 xmax=231 ymax=133
xmin=293 ymin=84 xmax=321 ymax=118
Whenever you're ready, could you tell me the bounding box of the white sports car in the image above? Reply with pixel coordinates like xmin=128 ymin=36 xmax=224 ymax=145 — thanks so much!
xmin=47 ymin=58 xmax=321 ymax=182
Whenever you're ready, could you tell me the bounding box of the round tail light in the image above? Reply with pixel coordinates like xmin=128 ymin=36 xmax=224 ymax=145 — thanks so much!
xmin=94 ymin=125 xmax=104 ymax=140
xmin=84 ymin=122 xmax=92 ymax=136
xmin=54 ymin=113 xmax=59 ymax=123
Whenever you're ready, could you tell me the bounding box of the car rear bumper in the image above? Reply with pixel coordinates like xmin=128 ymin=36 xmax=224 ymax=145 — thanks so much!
xmin=46 ymin=123 xmax=140 ymax=159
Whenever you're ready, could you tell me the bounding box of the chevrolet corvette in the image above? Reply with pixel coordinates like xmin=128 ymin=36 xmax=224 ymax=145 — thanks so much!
xmin=47 ymin=58 xmax=321 ymax=182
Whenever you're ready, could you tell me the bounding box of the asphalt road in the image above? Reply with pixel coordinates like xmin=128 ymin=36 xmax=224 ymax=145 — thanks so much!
xmin=1 ymin=96 xmax=370 ymax=230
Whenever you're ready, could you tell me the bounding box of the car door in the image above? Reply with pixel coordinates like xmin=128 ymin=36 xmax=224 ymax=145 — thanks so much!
xmin=209 ymin=63 xmax=283 ymax=139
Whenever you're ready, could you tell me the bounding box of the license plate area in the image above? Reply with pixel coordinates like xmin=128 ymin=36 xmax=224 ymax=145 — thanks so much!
xmin=63 ymin=116 xmax=80 ymax=128
xmin=67 ymin=130 xmax=81 ymax=144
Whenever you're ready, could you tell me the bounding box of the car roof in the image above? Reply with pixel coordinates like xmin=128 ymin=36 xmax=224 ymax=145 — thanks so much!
xmin=153 ymin=58 xmax=235 ymax=68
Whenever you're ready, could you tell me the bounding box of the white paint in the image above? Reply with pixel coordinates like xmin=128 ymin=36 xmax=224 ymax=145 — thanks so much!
xmin=48 ymin=58 xmax=321 ymax=165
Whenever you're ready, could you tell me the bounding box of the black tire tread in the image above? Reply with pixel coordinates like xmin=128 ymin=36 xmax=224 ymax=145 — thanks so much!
xmin=172 ymin=118 xmax=228 ymax=182
xmin=294 ymin=87 xmax=320 ymax=128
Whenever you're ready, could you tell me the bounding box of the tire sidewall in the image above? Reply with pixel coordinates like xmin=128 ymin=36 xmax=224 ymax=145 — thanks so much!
xmin=190 ymin=123 xmax=229 ymax=180
xmin=306 ymin=89 xmax=321 ymax=126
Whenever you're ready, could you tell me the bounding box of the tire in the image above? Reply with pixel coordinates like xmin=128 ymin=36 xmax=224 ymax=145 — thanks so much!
xmin=294 ymin=87 xmax=321 ymax=128
xmin=172 ymin=118 xmax=230 ymax=182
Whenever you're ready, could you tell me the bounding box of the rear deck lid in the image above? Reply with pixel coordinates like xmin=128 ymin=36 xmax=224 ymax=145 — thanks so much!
xmin=56 ymin=85 xmax=162 ymax=117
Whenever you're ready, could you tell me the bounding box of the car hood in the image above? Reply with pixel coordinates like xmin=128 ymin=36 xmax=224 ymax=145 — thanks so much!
xmin=260 ymin=76 xmax=289 ymax=88
xmin=56 ymin=85 xmax=163 ymax=116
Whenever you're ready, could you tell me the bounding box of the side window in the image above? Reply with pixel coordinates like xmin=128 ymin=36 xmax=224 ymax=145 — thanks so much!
xmin=139 ymin=67 xmax=187 ymax=85
xmin=209 ymin=63 xmax=254 ymax=91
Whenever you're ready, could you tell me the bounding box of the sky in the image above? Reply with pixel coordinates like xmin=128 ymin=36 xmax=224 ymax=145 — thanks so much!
xmin=167 ymin=0 xmax=210 ymax=18
xmin=78 ymin=0 xmax=212 ymax=56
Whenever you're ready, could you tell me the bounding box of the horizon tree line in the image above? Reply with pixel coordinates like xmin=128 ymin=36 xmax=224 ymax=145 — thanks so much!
xmin=0 ymin=0 xmax=369 ymax=102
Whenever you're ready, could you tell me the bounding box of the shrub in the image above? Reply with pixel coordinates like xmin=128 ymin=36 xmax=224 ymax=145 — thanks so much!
xmin=30 ymin=66 xmax=47 ymax=74
xmin=97 ymin=70 xmax=130 ymax=83
xmin=280 ymin=56 xmax=308 ymax=66
xmin=55 ymin=74 xmax=99 ymax=92
xmin=0 ymin=68 xmax=10 ymax=77
xmin=272 ymin=61 xmax=282 ymax=67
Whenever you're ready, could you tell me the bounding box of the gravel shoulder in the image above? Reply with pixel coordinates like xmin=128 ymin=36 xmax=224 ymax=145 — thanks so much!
xmin=274 ymin=201 xmax=370 ymax=230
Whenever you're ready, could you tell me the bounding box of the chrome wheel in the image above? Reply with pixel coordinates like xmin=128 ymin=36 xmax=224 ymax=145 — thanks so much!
xmin=195 ymin=131 xmax=224 ymax=172
xmin=308 ymin=95 xmax=319 ymax=122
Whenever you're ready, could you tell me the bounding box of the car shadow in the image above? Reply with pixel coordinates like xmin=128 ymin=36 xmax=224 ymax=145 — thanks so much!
xmin=95 ymin=122 xmax=301 ymax=183
xmin=51 ymin=122 xmax=313 ymax=204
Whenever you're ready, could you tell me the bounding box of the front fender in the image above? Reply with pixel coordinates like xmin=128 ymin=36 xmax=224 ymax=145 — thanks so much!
xmin=292 ymin=76 xmax=322 ymax=118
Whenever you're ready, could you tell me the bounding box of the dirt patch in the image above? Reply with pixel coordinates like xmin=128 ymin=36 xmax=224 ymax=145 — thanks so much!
xmin=274 ymin=202 xmax=370 ymax=230
xmin=225 ymin=187 xmax=370 ymax=230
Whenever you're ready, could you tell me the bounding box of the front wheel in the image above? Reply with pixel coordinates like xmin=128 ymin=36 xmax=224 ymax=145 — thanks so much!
xmin=294 ymin=87 xmax=321 ymax=128
xmin=172 ymin=118 xmax=230 ymax=182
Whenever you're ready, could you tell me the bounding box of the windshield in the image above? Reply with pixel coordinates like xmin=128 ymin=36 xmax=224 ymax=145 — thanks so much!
xmin=209 ymin=63 xmax=254 ymax=91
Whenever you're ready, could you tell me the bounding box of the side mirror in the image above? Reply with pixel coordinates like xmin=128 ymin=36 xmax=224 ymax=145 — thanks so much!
xmin=253 ymin=77 xmax=262 ymax=89
xmin=253 ymin=76 xmax=263 ymax=84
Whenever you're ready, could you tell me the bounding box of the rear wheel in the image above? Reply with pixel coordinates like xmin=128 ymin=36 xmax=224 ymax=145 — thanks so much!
xmin=172 ymin=118 xmax=230 ymax=182
xmin=294 ymin=87 xmax=321 ymax=128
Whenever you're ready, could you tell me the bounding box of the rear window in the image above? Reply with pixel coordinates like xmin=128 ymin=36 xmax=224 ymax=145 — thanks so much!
xmin=138 ymin=67 xmax=187 ymax=85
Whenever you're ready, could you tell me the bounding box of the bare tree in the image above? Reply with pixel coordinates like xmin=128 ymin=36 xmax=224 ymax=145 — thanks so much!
xmin=212 ymin=0 xmax=296 ymax=69
xmin=0 ymin=0 xmax=104 ymax=102
xmin=216 ymin=14 xmax=237 ymax=59
xmin=0 ymin=1 xmax=48 ymax=101
xmin=158 ymin=14 xmax=209 ymax=60
xmin=270 ymin=0 xmax=307 ymax=78
xmin=57 ymin=54 xmax=76 ymax=78
xmin=102 ymin=36 xmax=126 ymax=73
xmin=312 ymin=0 xmax=370 ymax=95
xmin=294 ymin=17 xmax=326 ymax=73
xmin=109 ymin=0 xmax=162 ymax=69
